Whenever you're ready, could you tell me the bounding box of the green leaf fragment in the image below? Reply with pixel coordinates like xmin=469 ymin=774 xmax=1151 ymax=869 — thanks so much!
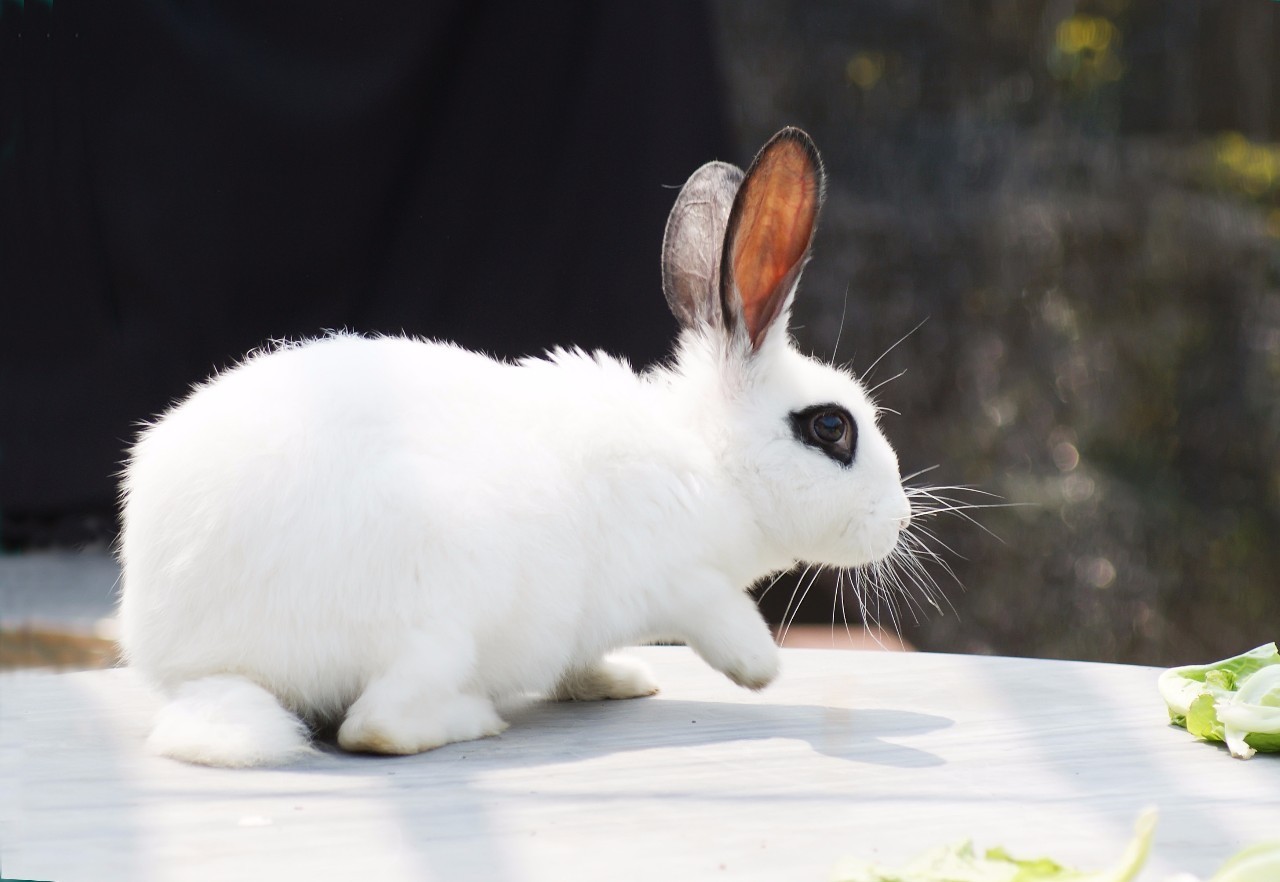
xmin=1208 ymin=840 xmax=1280 ymax=882
xmin=1186 ymin=693 xmax=1224 ymax=741
xmin=983 ymin=848 xmax=1068 ymax=878
xmin=1205 ymin=669 xmax=1236 ymax=691
xmin=830 ymin=810 xmax=1156 ymax=882
xmin=1243 ymin=731 xmax=1280 ymax=752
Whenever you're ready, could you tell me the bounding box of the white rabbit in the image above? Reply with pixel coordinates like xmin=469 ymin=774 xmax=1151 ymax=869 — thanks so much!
xmin=117 ymin=127 xmax=913 ymax=767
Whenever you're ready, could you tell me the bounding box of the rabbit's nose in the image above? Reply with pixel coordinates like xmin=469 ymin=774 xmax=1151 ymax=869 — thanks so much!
xmin=895 ymin=499 xmax=912 ymax=532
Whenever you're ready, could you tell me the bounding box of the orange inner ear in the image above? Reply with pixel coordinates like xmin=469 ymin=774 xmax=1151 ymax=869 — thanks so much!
xmin=731 ymin=138 xmax=819 ymax=347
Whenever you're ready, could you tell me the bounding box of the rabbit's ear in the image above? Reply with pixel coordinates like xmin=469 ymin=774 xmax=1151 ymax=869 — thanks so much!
xmin=662 ymin=160 xmax=745 ymax=332
xmin=720 ymin=128 xmax=825 ymax=352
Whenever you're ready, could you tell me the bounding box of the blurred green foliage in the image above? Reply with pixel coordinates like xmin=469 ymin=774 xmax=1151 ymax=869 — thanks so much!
xmin=716 ymin=0 xmax=1280 ymax=665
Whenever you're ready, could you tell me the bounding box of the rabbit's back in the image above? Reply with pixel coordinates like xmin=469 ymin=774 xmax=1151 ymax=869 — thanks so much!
xmin=118 ymin=335 xmax=669 ymax=717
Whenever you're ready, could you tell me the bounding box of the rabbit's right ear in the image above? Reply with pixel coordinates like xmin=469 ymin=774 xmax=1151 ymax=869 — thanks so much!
xmin=661 ymin=160 xmax=745 ymax=333
xmin=720 ymin=128 xmax=824 ymax=353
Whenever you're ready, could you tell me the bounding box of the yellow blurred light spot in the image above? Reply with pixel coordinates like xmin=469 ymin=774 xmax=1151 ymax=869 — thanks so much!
xmin=1050 ymin=15 xmax=1124 ymax=89
xmin=846 ymin=52 xmax=885 ymax=90
xmin=1217 ymin=132 xmax=1249 ymax=165
xmin=1215 ymin=132 xmax=1280 ymax=198
xmin=1056 ymin=15 xmax=1116 ymax=55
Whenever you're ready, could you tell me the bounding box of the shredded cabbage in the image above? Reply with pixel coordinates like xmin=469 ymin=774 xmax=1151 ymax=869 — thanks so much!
xmin=830 ymin=813 xmax=1280 ymax=882
xmin=830 ymin=809 xmax=1155 ymax=882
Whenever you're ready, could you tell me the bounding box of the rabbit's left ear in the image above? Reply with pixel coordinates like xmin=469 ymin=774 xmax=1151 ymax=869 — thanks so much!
xmin=720 ymin=128 xmax=825 ymax=352
xmin=662 ymin=160 xmax=745 ymax=333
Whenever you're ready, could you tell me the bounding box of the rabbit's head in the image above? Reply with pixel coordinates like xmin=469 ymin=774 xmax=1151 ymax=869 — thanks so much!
xmin=663 ymin=128 xmax=910 ymax=571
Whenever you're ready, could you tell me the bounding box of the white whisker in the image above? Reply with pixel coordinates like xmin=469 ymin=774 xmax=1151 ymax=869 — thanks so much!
xmin=830 ymin=285 xmax=851 ymax=367
xmin=754 ymin=568 xmax=791 ymax=603
xmin=780 ymin=564 xmax=825 ymax=646
xmin=775 ymin=564 xmax=812 ymax=644
xmin=789 ymin=473 xmax=1003 ymax=649
xmin=861 ymin=317 xmax=928 ymax=381
xmin=865 ymin=368 xmax=908 ymax=398
xmin=900 ymin=464 xmax=941 ymax=483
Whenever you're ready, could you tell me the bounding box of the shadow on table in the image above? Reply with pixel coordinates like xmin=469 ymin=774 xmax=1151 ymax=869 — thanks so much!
xmin=31 ymin=672 xmax=950 ymax=882
xmin=294 ymin=696 xmax=952 ymax=773
xmin=492 ymin=696 xmax=952 ymax=769
xmin=291 ymin=696 xmax=952 ymax=877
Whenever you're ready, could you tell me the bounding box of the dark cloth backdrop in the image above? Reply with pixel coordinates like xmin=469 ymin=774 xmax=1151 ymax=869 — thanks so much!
xmin=0 ymin=1 xmax=732 ymax=546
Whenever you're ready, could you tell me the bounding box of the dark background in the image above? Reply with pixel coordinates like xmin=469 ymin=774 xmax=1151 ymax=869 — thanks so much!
xmin=4 ymin=1 xmax=1279 ymax=665
xmin=713 ymin=0 xmax=1280 ymax=664
xmin=1 ymin=1 xmax=729 ymax=541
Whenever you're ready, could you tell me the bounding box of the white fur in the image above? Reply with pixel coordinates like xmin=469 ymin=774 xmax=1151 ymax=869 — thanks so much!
xmin=146 ymin=675 xmax=313 ymax=767
xmin=119 ymin=329 xmax=908 ymax=765
xmin=118 ymin=131 xmax=913 ymax=766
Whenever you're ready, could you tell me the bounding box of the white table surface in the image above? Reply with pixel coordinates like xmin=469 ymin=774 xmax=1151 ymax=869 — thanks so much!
xmin=2 ymin=647 xmax=1276 ymax=882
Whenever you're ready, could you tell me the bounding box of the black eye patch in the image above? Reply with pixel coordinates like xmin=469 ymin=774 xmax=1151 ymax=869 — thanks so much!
xmin=788 ymin=404 xmax=857 ymax=467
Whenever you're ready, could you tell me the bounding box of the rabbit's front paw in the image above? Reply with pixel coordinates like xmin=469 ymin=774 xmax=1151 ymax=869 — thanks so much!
xmin=721 ymin=643 xmax=780 ymax=691
xmin=684 ymin=591 xmax=781 ymax=691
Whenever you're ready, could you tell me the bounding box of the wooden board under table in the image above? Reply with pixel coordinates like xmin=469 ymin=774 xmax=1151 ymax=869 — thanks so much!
xmin=2 ymin=647 xmax=1276 ymax=881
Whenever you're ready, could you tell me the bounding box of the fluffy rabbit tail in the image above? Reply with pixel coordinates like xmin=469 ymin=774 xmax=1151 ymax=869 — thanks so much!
xmin=147 ymin=675 xmax=314 ymax=767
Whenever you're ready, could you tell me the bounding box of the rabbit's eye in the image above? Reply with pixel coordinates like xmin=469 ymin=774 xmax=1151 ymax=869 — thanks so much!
xmin=789 ymin=404 xmax=857 ymax=467
xmin=812 ymin=413 xmax=847 ymax=444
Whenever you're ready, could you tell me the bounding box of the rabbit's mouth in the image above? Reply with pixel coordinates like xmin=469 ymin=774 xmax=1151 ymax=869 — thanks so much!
xmin=830 ymin=518 xmax=906 ymax=570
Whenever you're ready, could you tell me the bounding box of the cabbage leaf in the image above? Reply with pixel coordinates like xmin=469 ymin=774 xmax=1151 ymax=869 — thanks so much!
xmin=1206 ymin=840 xmax=1280 ymax=882
xmin=1158 ymin=643 xmax=1280 ymax=759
